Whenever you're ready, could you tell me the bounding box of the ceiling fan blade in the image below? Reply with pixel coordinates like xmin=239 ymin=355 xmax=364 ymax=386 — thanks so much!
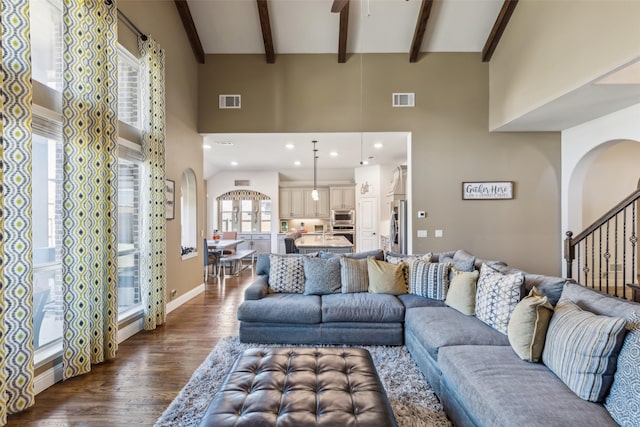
xmin=331 ymin=0 xmax=349 ymax=13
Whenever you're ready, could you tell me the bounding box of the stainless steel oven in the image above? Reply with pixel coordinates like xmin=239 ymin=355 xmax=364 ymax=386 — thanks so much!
xmin=331 ymin=209 xmax=354 ymax=226
xmin=332 ymin=225 xmax=355 ymax=244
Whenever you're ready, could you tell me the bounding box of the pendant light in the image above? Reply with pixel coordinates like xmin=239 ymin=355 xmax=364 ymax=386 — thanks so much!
xmin=311 ymin=140 xmax=319 ymax=201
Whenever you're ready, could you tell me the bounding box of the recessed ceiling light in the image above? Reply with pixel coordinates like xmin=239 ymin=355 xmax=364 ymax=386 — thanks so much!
xmin=294 ymin=161 xmax=301 ymax=166
xmin=231 ymin=161 xmax=238 ymax=166
xmin=203 ymin=144 xmax=212 ymax=149
xmin=374 ymin=142 xmax=383 ymax=149
xmin=330 ymin=151 xmax=338 ymax=157
xmin=285 ymin=143 xmax=295 ymax=149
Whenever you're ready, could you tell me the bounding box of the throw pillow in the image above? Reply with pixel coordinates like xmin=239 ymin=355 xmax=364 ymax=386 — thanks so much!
xmin=444 ymin=268 xmax=479 ymax=315
xmin=367 ymin=257 xmax=407 ymax=295
xmin=605 ymin=314 xmax=640 ymax=426
xmin=408 ymin=260 xmax=450 ymax=300
xmin=268 ymin=254 xmax=305 ymax=293
xmin=507 ymin=287 xmax=554 ymax=362
xmin=386 ymin=252 xmax=432 ymax=288
xmin=475 ymin=263 xmax=524 ymax=335
xmin=542 ymin=299 xmax=627 ymax=402
xmin=302 ymin=256 xmax=341 ymax=295
xmin=339 ymin=257 xmax=369 ymax=293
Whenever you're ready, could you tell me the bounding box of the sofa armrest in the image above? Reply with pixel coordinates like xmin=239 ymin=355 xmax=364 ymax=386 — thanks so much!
xmin=244 ymin=276 xmax=269 ymax=300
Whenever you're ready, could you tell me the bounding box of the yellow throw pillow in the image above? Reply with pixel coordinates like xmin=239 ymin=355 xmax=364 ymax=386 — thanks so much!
xmin=444 ymin=268 xmax=479 ymax=315
xmin=367 ymin=257 xmax=407 ymax=295
xmin=508 ymin=287 xmax=554 ymax=362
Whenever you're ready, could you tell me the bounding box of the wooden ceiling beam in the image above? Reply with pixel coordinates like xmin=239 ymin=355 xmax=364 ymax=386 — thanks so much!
xmin=338 ymin=1 xmax=349 ymax=63
xmin=257 ymin=0 xmax=276 ymax=64
xmin=174 ymin=0 xmax=205 ymax=64
xmin=332 ymin=0 xmax=349 ymax=13
xmin=409 ymin=0 xmax=433 ymax=63
xmin=482 ymin=0 xmax=518 ymax=62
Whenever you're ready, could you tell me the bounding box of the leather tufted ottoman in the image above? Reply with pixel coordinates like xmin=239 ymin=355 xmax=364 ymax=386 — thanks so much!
xmin=198 ymin=347 xmax=397 ymax=427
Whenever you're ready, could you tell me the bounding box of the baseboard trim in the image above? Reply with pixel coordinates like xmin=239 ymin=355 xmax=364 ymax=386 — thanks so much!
xmin=167 ymin=283 xmax=205 ymax=314
xmin=34 ymin=283 xmax=206 ymax=395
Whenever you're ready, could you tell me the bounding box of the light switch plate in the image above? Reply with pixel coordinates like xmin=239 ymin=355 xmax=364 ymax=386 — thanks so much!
xmin=417 ymin=230 xmax=427 ymax=238
xmin=435 ymin=229 xmax=443 ymax=238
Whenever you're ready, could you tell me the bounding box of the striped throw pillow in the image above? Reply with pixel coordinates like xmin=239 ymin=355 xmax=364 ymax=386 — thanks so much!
xmin=542 ymin=299 xmax=627 ymax=402
xmin=339 ymin=256 xmax=369 ymax=293
xmin=408 ymin=260 xmax=450 ymax=300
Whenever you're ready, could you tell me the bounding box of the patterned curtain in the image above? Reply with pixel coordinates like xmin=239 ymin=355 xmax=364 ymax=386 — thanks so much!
xmin=217 ymin=190 xmax=270 ymax=201
xmin=0 ymin=0 xmax=35 ymax=421
xmin=138 ymin=35 xmax=167 ymax=330
xmin=61 ymin=0 xmax=119 ymax=379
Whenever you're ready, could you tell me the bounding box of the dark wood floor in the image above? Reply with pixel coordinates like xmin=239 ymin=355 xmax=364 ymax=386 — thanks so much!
xmin=7 ymin=269 xmax=254 ymax=426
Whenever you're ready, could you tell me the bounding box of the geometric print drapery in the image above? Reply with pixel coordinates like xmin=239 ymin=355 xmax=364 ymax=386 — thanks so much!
xmin=61 ymin=0 xmax=119 ymax=380
xmin=0 ymin=0 xmax=36 ymax=422
xmin=138 ymin=35 xmax=167 ymax=330
xmin=217 ymin=190 xmax=270 ymax=201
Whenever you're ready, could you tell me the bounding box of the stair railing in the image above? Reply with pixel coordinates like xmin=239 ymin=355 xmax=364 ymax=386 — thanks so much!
xmin=564 ymin=188 xmax=640 ymax=300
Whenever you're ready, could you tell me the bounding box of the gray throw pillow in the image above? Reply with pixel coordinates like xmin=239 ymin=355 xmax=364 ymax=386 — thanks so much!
xmin=303 ymin=256 xmax=341 ymax=295
xmin=340 ymin=257 xmax=369 ymax=293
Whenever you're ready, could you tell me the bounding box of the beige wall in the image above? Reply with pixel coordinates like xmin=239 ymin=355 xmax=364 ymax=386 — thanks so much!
xmin=199 ymin=53 xmax=562 ymax=274
xmin=489 ymin=0 xmax=640 ymax=130
xmin=119 ymin=1 xmax=204 ymax=300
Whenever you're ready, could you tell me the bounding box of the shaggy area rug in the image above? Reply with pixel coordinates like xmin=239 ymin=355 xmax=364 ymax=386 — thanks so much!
xmin=155 ymin=336 xmax=451 ymax=427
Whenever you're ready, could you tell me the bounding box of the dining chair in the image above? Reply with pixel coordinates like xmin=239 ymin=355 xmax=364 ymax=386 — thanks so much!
xmin=222 ymin=231 xmax=237 ymax=255
xmin=204 ymin=238 xmax=220 ymax=278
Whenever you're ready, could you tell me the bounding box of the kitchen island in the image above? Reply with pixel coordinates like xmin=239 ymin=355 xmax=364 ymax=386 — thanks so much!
xmin=294 ymin=234 xmax=354 ymax=254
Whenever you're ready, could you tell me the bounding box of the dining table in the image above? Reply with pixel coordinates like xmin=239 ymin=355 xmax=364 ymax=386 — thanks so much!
xmin=207 ymin=239 xmax=244 ymax=251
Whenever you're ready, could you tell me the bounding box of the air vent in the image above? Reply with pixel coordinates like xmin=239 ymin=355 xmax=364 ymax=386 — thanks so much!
xmin=219 ymin=94 xmax=241 ymax=109
xmin=235 ymin=180 xmax=250 ymax=186
xmin=392 ymin=93 xmax=415 ymax=107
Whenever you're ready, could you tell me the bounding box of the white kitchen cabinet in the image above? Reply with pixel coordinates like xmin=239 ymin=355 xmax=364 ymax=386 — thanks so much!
xmin=303 ymin=188 xmax=330 ymax=218
xmin=238 ymin=233 xmax=271 ymax=254
xmin=279 ymin=188 xmax=305 ymax=218
xmin=330 ymin=186 xmax=356 ymax=210
xmin=280 ymin=187 xmax=329 ymax=218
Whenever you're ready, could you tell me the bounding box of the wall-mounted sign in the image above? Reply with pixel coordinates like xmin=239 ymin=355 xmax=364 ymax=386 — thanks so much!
xmin=462 ymin=181 xmax=514 ymax=200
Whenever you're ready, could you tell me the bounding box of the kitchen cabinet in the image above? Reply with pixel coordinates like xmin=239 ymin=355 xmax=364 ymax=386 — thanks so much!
xmin=330 ymin=186 xmax=356 ymax=210
xmin=279 ymin=188 xmax=305 ymax=218
xmin=280 ymin=187 xmax=329 ymax=218
xmin=304 ymin=188 xmax=330 ymax=218
xmin=238 ymin=233 xmax=271 ymax=254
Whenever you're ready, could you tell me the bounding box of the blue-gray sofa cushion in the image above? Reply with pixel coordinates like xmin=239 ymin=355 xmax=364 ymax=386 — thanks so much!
xmin=321 ymin=293 xmax=405 ymax=323
xmin=560 ymin=281 xmax=640 ymax=320
xmin=439 ymin=345 xmax=617 ymax=427
xmin=405 ymin=307 xmax=509 ymax=361
xmin=397 ymin=294 xmax=446 ymax=309
xmin=238 ymin=294 xmax=321 ymax=324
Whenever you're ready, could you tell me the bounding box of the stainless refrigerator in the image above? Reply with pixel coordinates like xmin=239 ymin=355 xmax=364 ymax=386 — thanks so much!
xmin=390 ymin=199 xmax=408 ymax=254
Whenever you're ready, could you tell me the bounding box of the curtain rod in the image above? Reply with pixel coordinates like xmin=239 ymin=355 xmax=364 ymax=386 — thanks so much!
xmin=117 ymin=8 xmax=148 ymax=41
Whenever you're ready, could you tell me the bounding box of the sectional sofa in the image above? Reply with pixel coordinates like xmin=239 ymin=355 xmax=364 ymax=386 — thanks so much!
xmin=236 ymin=249 xmax=639 ymax=427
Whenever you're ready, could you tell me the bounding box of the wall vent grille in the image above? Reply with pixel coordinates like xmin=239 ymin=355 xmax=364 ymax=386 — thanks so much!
xmin=392 ymin=93 xmax=415 ymax=107
xmin=235 ymin=179 xmax=250 ymax=186
xmin=219 ymin=94 xmax=241 ymax=109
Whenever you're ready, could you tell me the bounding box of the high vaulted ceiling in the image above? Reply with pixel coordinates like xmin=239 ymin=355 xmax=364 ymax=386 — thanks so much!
xmin=182 ymin=0 xmax=515 ymax=63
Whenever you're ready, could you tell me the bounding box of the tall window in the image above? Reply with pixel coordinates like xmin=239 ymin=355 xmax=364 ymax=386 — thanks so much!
xmin=118 ymin=46 xmax=140 ymax=129
xmin=216 ymin=191 xmax=271 ymax=232
xmin=31 ymin=0 xmax=62 ymax=90
xmin=33 ymin=133 xmax=63 ymax=354
xmin=118 ymin=157 xmax=141 ymax=313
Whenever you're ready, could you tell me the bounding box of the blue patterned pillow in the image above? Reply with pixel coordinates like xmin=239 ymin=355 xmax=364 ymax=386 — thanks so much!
xmin=303 ymin=256 xmax=341 ymax=295
xmin=542 ymin=299 xmax=627 ymax=402
xmin=604 ymin=315 xmax=640 ymax=425
xmin=475 ymin=263 xmax=524 ymax=334
xmin=408 ymin=260 xmax=450 ymax=300
xmin=268 ymin=254 xmax=305 ymax=293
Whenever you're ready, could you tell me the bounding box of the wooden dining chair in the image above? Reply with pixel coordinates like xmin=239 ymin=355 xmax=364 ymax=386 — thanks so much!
xmin=222 ymin=231 xmax=237 ymax=255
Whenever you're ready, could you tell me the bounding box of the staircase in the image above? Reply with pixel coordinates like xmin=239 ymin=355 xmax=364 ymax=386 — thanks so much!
xmin=564 ymin=188 xmax=640 ymax=301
